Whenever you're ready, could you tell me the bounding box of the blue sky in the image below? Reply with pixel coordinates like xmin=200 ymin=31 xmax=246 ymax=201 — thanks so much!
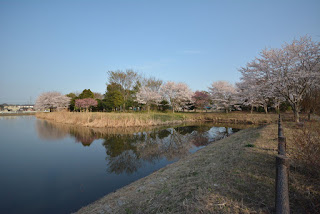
xmin=1 ymin=0 xmax=319 ymax=104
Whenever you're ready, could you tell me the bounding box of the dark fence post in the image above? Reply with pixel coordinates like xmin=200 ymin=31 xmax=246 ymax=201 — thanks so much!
xmin=278 ymin=136 xmax=286 ymax=156
xmin=275 ymin=155 xmax=290 ymax=214
xmin=275 ymin=114 xmax=290 ymax=214
xmin=278 ymin=114 xmax=283 ymax=137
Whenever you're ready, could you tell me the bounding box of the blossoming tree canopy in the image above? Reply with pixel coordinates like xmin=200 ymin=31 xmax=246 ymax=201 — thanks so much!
xmin=75 ymin=98 xmax=98 ymax=112
xmin=239 ymin=35 xmax=320 ymax=122
xmin=208 ymin=81 xmax=237 ymax=113
xmin=160 ymin=81 xmax=193 ymax=113
xmin=192 ymin=91 xmax=210 ymax=111
xmin=135 ymin=77 xmax=162 ymax=112
xmin=35 ymin=92 xmax=71 ymax=111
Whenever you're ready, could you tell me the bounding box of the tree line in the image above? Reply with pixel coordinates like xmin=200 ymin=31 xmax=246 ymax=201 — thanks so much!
xmin=35 ymin=35 xmax=320 ymax=122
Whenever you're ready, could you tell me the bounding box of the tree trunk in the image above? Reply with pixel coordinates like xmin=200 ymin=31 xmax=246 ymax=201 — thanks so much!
xmin=308 ymin=109 xmax=313 ymax=121
xmin=293 ymin=105 xmax=300 ymax=123
xmin=171 ymin=100 xmax=175 ymax=113
xmin=250 ymin=105 xmax=253 ymax=114
xmin=264 ymin=104 xmax=268 ymax=114
xmin=225 ymin=127 xmax=229 ymax=136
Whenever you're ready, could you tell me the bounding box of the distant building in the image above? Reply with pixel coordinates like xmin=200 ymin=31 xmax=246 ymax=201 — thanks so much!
xmin=1 ymin=104 xmax=34 ymax=112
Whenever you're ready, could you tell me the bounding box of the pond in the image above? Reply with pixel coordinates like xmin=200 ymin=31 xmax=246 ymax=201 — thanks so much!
xmin=0 ymin=116 xmax=244 ymax=214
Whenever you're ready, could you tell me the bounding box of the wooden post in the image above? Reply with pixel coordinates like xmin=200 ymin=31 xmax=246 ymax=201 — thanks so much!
xmin=278 ymin=114 xmax=283 ymax=138
xmin=275 ymin=114 xmax=290 ymax=214
xmin=275 ymin=155 xmax=290 ymax=214
xmin=278 ymin=136 xmax=286 ymax=155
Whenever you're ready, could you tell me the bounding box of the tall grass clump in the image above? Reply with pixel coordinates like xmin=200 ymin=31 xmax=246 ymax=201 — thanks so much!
xmin=36 ymin=111 xmax=280 ymax=128
xmin=291 ymin=121 xmax=320 ymax=176
xmin=288 ymin=121 xmax=320 ymax=213
xmin=36 ymin=112 xmax=187 ymax=128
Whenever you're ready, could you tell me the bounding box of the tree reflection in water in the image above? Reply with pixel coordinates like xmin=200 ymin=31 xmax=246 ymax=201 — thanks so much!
xmin=36 ymin=119 xmax=69 ymax=140
xmin=36 ymin=120 xmax=243 ymax=175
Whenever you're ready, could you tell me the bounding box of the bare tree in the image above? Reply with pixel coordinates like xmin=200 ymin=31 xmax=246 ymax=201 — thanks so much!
xmin=107 ymin=70 xmax=139 ymax=110
xmin=301 ymin=85 xmax=320 ymax=120
xmin=93 ymin=92 xmax=104 ymax=100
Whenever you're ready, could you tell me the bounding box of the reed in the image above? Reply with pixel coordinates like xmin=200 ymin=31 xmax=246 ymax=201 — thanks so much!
xmin=36 ymin=111 xmax=281 ymax=128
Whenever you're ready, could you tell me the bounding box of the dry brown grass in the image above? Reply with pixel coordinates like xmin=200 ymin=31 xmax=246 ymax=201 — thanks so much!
xmin=74 ymin=121 xmax=320 ymax=214
xmin=36 ymin=112 xmax=281 ymax=128
xmin=36 ymin=112 xmax=184 ymax=128
xmin=75 ymin=125 xmax=278 ymax=214
xmin=284 ymin=121 xmax=320 ymax=213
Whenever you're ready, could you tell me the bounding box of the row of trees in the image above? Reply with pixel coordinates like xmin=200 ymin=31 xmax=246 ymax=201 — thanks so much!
xmin=35 ymin=36 xmax=320 ymax=121
xmin=238 ymin=36 xmax=320 ymax=122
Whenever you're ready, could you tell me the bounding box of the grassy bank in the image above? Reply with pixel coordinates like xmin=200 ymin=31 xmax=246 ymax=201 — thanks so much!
xmin=75 ymin=122 xmax=319 ymax=214
xmin=35 ymin=112 xmax=281 ymax=128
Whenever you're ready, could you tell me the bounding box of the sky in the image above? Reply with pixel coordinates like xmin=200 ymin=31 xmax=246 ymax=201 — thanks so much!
xmin=1 ymin=0 xmax=320 ymax=104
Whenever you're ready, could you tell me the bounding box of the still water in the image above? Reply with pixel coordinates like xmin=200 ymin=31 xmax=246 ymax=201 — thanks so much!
xmin=0 ymin=116 xmax=240 ymax=214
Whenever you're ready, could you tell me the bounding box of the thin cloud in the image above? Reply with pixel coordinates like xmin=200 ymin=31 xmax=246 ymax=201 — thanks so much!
xmin=180 ymin=50 xmax=202 ymax=55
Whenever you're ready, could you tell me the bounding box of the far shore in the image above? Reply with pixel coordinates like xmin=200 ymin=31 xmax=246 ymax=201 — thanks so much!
xmin=0 ymin=112 xmax=36 ymax=116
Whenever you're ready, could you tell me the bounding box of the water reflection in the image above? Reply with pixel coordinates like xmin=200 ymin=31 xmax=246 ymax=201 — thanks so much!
xmin=36 ymin=120 xmax=242 ymax=174
xmin=36 ymin=120 xmax=69 ymax=140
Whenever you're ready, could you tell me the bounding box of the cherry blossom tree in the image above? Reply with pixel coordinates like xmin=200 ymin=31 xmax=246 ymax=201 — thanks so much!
xmin=135 ymin=77 xmax=162 ymax=113
xmin=136 ymin=88 xmax=161 ymax=113
xmin=240 ymin=36 xmax=320 ymax=122
xmin=160 ymin=81 xmax=193 ymax=113
xmin=75 ymin=98 xmax=98 ymax=112
xmin=208 ymin=81 xmax=237 ymax=113
xmin=236 ymin=72 xmax=274 ymax=114
xmin=35 ymin=92 xmax=71 ymax=112
xmin=191 ymin=91 xmax=210 ymax=112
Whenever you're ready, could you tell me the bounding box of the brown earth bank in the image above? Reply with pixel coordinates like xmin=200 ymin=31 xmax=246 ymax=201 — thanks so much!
xmin=35 ymin=112 xmax=288 ymax=128
xmin=74 ymin=122 xmax=320 ymax=214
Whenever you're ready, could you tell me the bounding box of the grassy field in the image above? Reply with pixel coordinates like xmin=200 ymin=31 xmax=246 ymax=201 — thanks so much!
xmin=35 ymin=111 xmax=284 ymax=128
xmin=75 ymin=121 xmax=320 ymax=214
